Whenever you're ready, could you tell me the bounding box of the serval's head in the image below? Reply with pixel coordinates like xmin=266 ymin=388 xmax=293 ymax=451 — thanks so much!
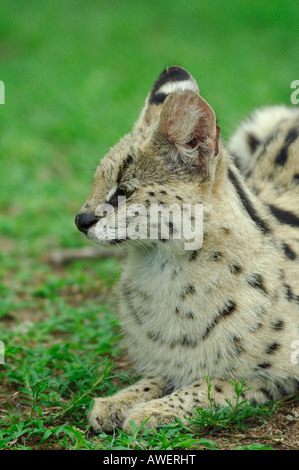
xmin=75 ymin=66 xmax=223 ymax=250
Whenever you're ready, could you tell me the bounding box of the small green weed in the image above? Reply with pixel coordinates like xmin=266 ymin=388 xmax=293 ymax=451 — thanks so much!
xmin=189 ymin=377 xmax=275 ymax=432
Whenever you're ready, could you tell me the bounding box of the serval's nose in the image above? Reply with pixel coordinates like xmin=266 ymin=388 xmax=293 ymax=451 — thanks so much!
xmin=75 ymin=212 xmax=99 ymax=234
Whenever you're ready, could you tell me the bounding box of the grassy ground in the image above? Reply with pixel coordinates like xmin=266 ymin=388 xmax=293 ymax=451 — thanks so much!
xmin=0 ymin=0 xmax=299 ymax=450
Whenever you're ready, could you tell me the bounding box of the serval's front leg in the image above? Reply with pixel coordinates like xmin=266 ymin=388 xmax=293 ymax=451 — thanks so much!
xmin=122 ymin=377 xmax=268 ymax=434
xmin=88 ymin=375 xmax=166 ymax=432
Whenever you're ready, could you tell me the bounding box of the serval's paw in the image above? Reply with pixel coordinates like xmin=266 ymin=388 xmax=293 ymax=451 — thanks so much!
xmin=88 ymin=396 xmax=134 ymax=433
xmin=122 ymin=401 xmax=181 ymax=434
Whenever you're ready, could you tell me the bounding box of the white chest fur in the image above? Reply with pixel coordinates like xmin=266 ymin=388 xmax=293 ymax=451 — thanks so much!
xmin=118 ymin=245 xmax=258 ymax=388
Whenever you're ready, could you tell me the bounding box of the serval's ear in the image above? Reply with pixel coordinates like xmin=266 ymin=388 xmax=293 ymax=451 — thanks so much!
xmin=155 ymin=89 xmax=220 ymax=169
xmin=135 ymin=66 xmax=199 ymax=129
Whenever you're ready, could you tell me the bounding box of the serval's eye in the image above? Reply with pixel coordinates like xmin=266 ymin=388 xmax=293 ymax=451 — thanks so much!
xmin=121 ymin=188 xmax=135 ymax=199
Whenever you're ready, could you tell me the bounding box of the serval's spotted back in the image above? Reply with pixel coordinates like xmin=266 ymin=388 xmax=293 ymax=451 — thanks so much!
xmin=75 ymin=66 xmax=299 ymax=433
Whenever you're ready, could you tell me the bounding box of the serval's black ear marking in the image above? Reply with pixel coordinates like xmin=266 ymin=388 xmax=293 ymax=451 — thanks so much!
xmin=149 ymin=66 xmax=199 ymax=105
xmin=135 ymin=66 xmax=199 ymax=128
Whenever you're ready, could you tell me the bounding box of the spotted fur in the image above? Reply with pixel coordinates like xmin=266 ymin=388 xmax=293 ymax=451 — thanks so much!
xmin=76 ymin=66 xmax=299 ymax=434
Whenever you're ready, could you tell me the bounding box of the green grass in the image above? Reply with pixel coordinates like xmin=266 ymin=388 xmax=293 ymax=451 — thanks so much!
xmin=0 ymin=355 xmax=275 ymax=450
xmin=0 ymin=0 xmax=298 ymax=450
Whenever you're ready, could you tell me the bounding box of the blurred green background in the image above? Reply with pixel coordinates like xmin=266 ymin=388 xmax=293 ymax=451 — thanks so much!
xmin=0 ymin=0 xmax=298 ymax=254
